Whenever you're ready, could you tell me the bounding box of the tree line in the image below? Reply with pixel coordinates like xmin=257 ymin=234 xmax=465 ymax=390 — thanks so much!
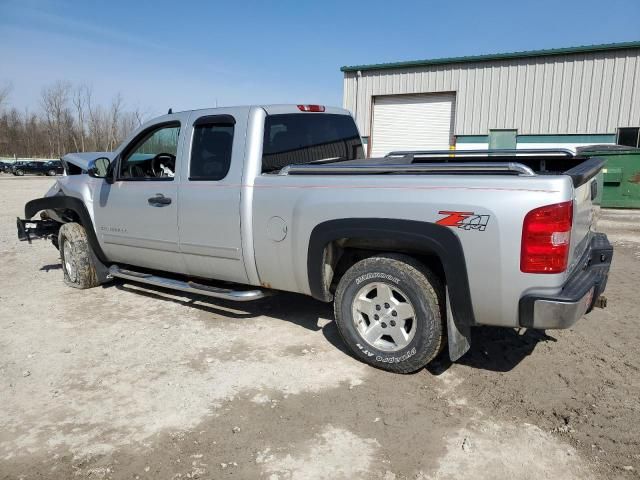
xmin=0 ymin=81 xmax=148 ymax=159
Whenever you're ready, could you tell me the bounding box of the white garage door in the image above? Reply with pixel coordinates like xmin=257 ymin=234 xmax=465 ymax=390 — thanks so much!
xmin=370 ymin=93 xmax=456 ymax=157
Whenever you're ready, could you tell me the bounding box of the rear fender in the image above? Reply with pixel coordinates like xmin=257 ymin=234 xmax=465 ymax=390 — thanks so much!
xmin=307 ymin=218 xmax=476 ymax=327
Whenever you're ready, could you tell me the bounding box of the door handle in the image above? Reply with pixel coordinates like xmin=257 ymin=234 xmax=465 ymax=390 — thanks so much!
xmin=147 ymin=194 xmax=172 ymax=206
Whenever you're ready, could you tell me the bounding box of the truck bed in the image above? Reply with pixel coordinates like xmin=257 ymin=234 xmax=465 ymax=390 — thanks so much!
xmin=279 ymin=149 xmax=605 ymax=189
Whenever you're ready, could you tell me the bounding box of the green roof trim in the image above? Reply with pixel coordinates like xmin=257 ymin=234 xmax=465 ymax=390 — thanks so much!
xmin=340 ymin=41 xmax=640 ymax=72
xmin=456 ymin=135 xmax=489 ymax=144
xmin=456 ymin=134 xmax=617 ymax=144
xmin=517 ymin=134 xmax=616 ymax=143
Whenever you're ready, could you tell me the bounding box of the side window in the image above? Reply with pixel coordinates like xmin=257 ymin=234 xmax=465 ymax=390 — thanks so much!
xmin=189 ymin=120 xmax=234 ymax=181
xmin=119 ymin=123 xmax=180 ymax=180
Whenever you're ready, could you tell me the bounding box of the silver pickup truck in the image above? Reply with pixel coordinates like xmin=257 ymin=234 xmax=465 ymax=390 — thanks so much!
xmin=17 ymin=104 xmax=613 ymax=373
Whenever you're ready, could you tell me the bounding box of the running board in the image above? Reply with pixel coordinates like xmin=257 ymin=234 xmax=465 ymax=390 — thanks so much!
xmin=108 ymin=265 xmax=269 ymax=302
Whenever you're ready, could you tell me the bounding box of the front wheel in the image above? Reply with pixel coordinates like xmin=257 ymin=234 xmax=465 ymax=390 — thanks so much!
xmin=333 ymin=254 xmax=445 ymax=373
xmin=58 ymin=222 xmax=101 ymax=289
xmin=14 ymin=169 xmax=24 ymax=176
xmin=47 ymin=169 xmax=57 ymax=176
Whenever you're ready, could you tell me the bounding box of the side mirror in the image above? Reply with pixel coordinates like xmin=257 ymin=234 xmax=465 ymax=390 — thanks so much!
xmin=87 ymin=157 xmax=111 ymax=179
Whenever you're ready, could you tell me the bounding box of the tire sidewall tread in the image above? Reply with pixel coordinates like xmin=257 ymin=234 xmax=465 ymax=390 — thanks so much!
xmin=58 ymin=222 xmax=100 ymax=289
xmin=334 ymin=254 xmax=444 ymax=374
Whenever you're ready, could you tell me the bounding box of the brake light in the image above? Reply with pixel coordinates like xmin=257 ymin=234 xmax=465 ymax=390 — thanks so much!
xmin=520 ymin=201 xmax=573 ymax=273
xmin=297 ymin=104 xmax=325 ymax=112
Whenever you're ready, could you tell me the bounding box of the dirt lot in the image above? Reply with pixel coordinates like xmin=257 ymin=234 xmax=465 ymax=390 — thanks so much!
xmin=1 ymin=176 xmax=639 ymax=480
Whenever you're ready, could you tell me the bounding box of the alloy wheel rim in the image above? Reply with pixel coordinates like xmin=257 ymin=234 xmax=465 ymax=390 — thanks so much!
xmin=63 ymin=240 xmax=76 ymax=282
xmin=351 ymin=281 xmax=417 ymax=352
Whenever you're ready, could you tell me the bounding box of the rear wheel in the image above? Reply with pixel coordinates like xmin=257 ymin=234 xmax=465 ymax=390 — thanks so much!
xmin=333 ymin=254 xmax=445 ymax=373
xmin=58 ymin=222 xmax=100 ymax=289
xmin=14 ymin=169 xmax=24 ymax=176
xmin=47 ymin=169 xmax=57 ymax=176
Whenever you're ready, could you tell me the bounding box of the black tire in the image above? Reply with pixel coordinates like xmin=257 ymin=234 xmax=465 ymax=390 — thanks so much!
xmin=58 ymin=222 xmax=100 ymax=289
xmin=333 ymin=254 xmax=445 ymax=373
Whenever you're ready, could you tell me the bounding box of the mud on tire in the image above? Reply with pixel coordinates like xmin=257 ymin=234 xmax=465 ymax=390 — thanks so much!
xmin=58 ymin=222 xmax=100 ymax=289
xmin=333 ymin=254 xmax=445 ymax=374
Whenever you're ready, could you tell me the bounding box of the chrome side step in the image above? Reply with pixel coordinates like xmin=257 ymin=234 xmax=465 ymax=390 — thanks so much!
xmin=108 ymin=265 xmax=268 ymax=302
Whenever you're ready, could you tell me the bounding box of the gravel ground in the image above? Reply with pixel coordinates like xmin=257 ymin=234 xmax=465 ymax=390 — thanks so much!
xmin=1 ymin=176 xmax=639 ymax=480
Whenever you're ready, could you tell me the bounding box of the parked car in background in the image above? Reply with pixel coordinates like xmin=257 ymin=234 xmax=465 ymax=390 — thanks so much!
xmin=12 ymin=160 xmax=63 ymax=176
xmin=10 ymin=161 xmax=29 ymax=174
xmin=0 ymin=161 xmax=12 ymax=173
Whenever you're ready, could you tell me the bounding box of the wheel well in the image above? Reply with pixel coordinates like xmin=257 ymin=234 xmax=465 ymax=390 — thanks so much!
xmin=307 ymin=218 xmax=476 ymax=326
xmin=25 ymin=195 xmax=109 ymax=263
xmin=326 ymin=239 xmax=446 ymax=295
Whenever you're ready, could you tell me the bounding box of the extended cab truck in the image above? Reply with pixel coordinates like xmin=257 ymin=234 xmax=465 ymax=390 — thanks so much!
xmin=17 ymin=105 xmax=613 ymax=373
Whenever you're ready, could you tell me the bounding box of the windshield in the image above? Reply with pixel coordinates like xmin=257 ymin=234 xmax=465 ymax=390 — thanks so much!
xmin=261 ymin=113 xmax=363 ymax=172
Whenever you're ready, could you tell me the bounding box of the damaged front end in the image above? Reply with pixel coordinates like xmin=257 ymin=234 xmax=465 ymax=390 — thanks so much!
xmin=16 ymin=214 xmax=61 ymax=244
xmin=17 ymin=151 xmax=112 ymax=247
xmin=17 ymin=180 xmax=67 ymax=246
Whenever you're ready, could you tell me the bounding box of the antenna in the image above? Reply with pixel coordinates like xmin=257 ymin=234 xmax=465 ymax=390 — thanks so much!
xmin=167 ymin=108 xmax=173 ymax=114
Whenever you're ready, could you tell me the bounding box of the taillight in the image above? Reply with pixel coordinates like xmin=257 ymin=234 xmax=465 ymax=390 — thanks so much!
xmin=520 ymin=201 xmax=573 ymax=273
xmin=297 ymin=104 xmax=325 ymax=112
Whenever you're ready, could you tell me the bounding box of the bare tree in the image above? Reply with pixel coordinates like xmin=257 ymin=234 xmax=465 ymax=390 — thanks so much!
xmin=133 ymin=107 xmax=145 ymax=127
xmin=108 ymin=93 xmax=123 ymax=151
xmin=41 ymin=81 xmax=74 ymax=157
xmin=72 ymin=84 xmax=91 ymax=152
xmin=0 ymin=82 xmax=11 ymax=110
xmin=0 ymin=80 xmax=149 ymax=158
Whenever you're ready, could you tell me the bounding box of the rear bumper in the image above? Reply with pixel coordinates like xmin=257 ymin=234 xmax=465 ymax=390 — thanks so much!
xmin=519 ymin=233 xmax=613 ymax=329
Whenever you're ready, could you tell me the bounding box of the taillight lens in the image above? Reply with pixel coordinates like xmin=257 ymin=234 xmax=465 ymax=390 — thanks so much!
xmin=297 ymin=104 xmax=325 ymax=112
xmin=520 ymin=201 xmax=573 ymax=273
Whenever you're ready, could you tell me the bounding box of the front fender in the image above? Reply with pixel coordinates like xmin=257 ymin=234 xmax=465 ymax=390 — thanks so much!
xmin=24 ymin=196 xmax=108 ymax=263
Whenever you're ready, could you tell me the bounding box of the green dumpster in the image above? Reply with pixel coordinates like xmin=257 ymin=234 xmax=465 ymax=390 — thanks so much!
xmin=578 ymin=145 xmax=640 ymax=209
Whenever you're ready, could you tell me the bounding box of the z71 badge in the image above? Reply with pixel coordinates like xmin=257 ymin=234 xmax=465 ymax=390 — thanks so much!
xmin=436 ymin=211 xmax=490 ymax=231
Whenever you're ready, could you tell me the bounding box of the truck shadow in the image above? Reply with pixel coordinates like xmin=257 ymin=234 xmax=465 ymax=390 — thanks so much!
xmin=110 ymin=283 xmax=353 ymax=355
xmin=108 ymin=282 xmax=555 ymax=371
xmin=428 ymin=327 xmax=558 ymax=374
xmin=40 ymin=263 xmax=62 ymax=272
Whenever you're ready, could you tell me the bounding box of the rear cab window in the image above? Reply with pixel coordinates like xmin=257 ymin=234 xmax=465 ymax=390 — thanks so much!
xmin=261 ymin=113 xmax=364 ymax=173
xmin=189 ymin=115 xmax=235 ymax=181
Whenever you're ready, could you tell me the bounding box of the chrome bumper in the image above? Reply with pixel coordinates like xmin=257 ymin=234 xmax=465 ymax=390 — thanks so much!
xmin=519 ymin=233 xmax=613 ymax=329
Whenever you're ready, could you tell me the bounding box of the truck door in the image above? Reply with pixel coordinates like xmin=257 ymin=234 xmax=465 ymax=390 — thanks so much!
xmin=177 ymin=110 xmax=249 ymax=284
xmin=92 ymin=116 xmax=186 ymax=273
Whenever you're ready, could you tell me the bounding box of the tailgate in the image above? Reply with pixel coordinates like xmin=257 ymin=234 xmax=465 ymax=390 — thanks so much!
xmin=566 ymin=157 xmax=605 ymax=271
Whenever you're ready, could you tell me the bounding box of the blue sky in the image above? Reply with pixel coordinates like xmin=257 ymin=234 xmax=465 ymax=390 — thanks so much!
xmin=1 ymin=0 xmax=639 ymax=117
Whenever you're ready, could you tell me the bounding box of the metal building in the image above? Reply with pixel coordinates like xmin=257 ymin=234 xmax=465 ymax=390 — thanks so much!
xmin=341 ymin=42 xmax=640 ymax=157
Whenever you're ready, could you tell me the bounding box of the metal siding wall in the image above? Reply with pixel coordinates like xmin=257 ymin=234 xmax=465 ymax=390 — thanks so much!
xmin=343 ymin=49 xmax=640 ymax=137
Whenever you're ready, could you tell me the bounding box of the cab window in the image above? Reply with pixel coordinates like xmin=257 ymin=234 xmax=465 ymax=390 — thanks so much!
xmin=189 ymin=116 xmax=235 ymax=181
xmin=119 ymin=123 xmax=180 ymax=180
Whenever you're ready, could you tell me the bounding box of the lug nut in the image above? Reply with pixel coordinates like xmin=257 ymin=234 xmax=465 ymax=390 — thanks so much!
xmin=390 ymin=320 xmax=396 ymax=327
xmin=375 ymin=305 xmax=381 ymax=311
xmin=384 ymin=302 xmax=390 ymax=309
xmin=391 ymin=310 xmax=397 ymax=317
xmin=374 ymin=314 xmax=379 ymax=320
xmin=381 ymin=322 xmax=387 ymax=328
